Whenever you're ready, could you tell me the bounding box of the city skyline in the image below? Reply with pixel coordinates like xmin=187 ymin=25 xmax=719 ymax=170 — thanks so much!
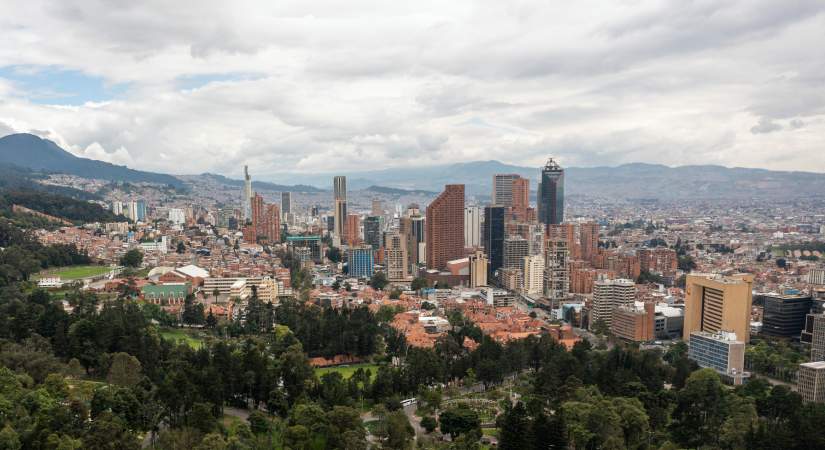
xmin=0 ymin=1 xmax=823 ymax=176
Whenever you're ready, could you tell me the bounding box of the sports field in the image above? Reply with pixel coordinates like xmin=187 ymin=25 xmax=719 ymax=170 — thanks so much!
xmin=38 ymin=265 xmax=112 ymax=280
xmin=160 ymin=329 xmax=205 ymax=349
xmin=315 ymin=363 xmax=379 ymax=380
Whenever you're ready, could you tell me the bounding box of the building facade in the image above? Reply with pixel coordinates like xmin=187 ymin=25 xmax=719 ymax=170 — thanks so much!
xmin=798 ymin=361 xmax=825 ymax=403
xmin=348 ymin=246 xmax=374 ymax=278
xmin=688 ymin=331 xmax=747 ymax=385
xmin=590 ymin=278 xmax=636 ymax=329
xmin=537 ymin=158 xmax=564 ymax=225
xmin=483 ymin=206 xmax=506 ymax=279
xmin=425 ymin=185 xmax=465 ymax=270
xmin=683 ymin=273 xmax=754 ymax=342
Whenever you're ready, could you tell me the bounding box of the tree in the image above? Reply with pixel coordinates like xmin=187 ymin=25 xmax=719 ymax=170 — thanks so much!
xmin=119 ymin=249 xmax=143 ymax=268
xmin=421 ymin=416 xmax=437 ymax=433
xmin=439 ymin=405 xmax=481 ymax=439
xmin=669 ymin=369 xmax=727 ymax=448
xmin=176 ymin=241 xmax=186 ymax=254
xmin=370 ymin=272 xmax=389 ymax=290
xmin=411 ymin=277 xmax=428 ymax=291
xmin=106 ymin=352 xmax=142 ymax=387
xmin=389 ymin=288 xmax=402 ymax=300
xmin=498 ymin=402 xmax=532 ymax=450
xmin=326 ymin=247 xmax=342 ymax=263
xmin=377 ymin=410 xmax=414 ymax=449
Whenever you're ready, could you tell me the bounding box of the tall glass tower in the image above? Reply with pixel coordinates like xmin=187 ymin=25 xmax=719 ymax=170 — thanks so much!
xmin=537 ymin=158 xmax=564 ymax=225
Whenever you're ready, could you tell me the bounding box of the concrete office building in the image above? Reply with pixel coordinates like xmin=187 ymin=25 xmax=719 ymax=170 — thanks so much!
xmin=384 ymin=232 xmax=409 ymax=282
xmin=492 ymin=174 xmax=520 ymax=206
xmin=425 ymin=185 xmax=465 ymax=270
xmin=809 ymin=267 xmax=825 ymax=286
xmin=503 ymin=237 xmax=530 ymax=270
xmin=469 ymin=250 xmax=488 ymax=288
xmin=464 ymin=206 xmax=482 ymax=248
xmin=798 ymin=361 xmax=825 ymax=403
xmin=543 ymin=231 xmax=570 ymax=307
xmin=333 ymin=176 xmax=347 ymax=242
xmin=281 ymin=192 xmax=291 ymax=215
xmin=688 ymin=331 xmax=747 ymax=385
xmin=611 ymin=302 xmax=656 ymax=342
xmin=523 ymin=255 xmax=545 ymax=297
xmin=590 ymin=278 xmax=636 ymax=329
xmin=809 ymin=314 xmax=825 ymax=361
xmin=683 ymin=273 xmax=754 ymax=342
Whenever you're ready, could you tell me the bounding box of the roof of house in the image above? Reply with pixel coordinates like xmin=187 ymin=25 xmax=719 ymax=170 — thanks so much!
xmin=176 ymin=264 xmax=210 ymax=279
xmin=142 ymin=283 xmax=190 ymax=297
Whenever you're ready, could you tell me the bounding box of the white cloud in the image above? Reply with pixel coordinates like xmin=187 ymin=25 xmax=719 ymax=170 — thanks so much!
xmin=0 ymin=0 xmax=823 ymax=177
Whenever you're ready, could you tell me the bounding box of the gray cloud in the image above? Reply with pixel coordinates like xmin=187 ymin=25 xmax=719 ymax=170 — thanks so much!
xmin=751 ymin=118 xmax=783 ymax=134
xmin=0 ymin=0 xmax=823 ymax=176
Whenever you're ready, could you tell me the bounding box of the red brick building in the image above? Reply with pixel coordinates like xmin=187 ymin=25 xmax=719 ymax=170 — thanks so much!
xmin=425 ymin=184 xmax=465 ymax=270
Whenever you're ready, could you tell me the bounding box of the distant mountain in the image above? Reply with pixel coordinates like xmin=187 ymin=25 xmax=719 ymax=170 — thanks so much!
xmin=0 ymin=133 xmax=185 ymax=188
xmin=363 ymin=185 xmax=438 ymax=196
xmin=195 ymin=173 xmax=324 ymax=193
xmin=266 ymin=160 xmax=825 ymax=200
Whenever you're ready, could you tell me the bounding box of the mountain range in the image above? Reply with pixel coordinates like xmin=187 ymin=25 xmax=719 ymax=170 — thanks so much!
xmin=2 ymin=132 xmax=824 ymax=200
xmin=0 ymin=133 xmax=184 ymax=188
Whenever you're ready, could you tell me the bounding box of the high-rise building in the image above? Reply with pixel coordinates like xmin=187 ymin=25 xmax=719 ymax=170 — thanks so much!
xmin=580 ymin=222 xmax=599 ymax=264
xmin=503 ymin=237 xmax=530 ymax=270
xmin=371 ymin=198 xmax=383 ymax=217
xmin=168 ymin=208 xmax=185 ymax=225
xmin=464 ymin=206 xmax=482 ymax=248
xmin=347 ymin=246 xmax=374 ymax=278
xmin=345 ymin=214 xmax=361 ymax=246
xmin=810 ymin=267 xmax=825 ymax=285
xmin=126 ymin=201 xmax=139 ymax=221
xmin=469 ymin=250 xmax=488 ymax=288
xmin=683 ymin=273 xmax=754 ymax=342
xmin=364 ymin=216 xmax=382 ymax=250
xmin=688 ymin=331 xmax=747 ymax=385
xmin=761 ymin=293 xmax=812 ymax=338
xmin=384 ymin=232 xmax=408 ymax=281
xmin=281 ymin=192 xmax=292 ymax=215
xmin=537 ymin=158 xmax=564 ymax=225
xmin=425 ymin=184 xmax=465 ymax=270
xmin=136 ymin=200 xmax=146 ymax=221
xmin=492 ymin=174 xmax=520 ymax=206
xmin=333 ymin=176 xmax=347 ymax=241
xmin=590 ymin=278 xmax=636 ymax=329
xmin=810 ymin=314 xmax=825 ymax=361
xmin=263 ymin=204 xmax=281 ymax=243
xmin=243 ymin=165 xmax=253 ymax=222
xmin=611 ymin=302 xmax=656 ymax=342
xmin=544 ymin=228 xmax=570 ymax=306
xmin=251 ymin=193 xmax=265 ymax=234
xmin=111 ymin=200 xmax=123 ymax=216
xmin=483 ymin=206 xmax=506 ymax=279
xmin=799 ymin=361 xmax=825 ymax=403
xmin=511 ymin=177 xmax=530 ymax=221
xmin=523 ymin=255 xmax=544 ymax=297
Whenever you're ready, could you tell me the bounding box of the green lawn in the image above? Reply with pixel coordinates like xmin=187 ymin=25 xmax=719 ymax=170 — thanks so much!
xmin=160 ymin=328 xmax=205 ymax=349
xmin=38 ymin=265 xmax=112 ymax=280
xmin=315 ymin=363 xmax=379 ymax=381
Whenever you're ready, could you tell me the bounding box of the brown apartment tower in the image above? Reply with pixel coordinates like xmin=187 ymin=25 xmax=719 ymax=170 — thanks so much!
xmin=426 ymin=184 xmax=465 ymax=270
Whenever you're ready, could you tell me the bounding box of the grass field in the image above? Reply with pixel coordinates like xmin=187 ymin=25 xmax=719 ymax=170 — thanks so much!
xmin=160 ymin=328 xmax=205 ymax=349
xmin=315 ymin=363 xmax=379 ymax=381
xmin=38 ymin=265 xmax=112 ymax=280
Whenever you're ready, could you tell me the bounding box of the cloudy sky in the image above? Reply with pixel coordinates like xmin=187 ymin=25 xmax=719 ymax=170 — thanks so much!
xmin=0 ymin=0 xmax=824 ymax=178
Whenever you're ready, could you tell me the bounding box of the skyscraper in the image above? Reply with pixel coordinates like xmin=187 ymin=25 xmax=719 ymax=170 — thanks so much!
xmin=347 ymin=246 xmax=374 ymax=278
xmin=425 ymin=184 xmax=465 ymax=270
xmin=243 ymin=165 xmax=253 ymax=222
xmin=580 ymin=222 xmax=599 ymax=264
xmin=344 ymin=213 xmax=361 ymax=246
xmin=544 ymin=225 xmax=570 ymax=307
xmin=537 ymin=158 xmax=564 ymax=225
xmin=590 ymin=278 xmax=636 ymax=329
xmin=469 ymin=250 xmax=488 ymax=288
xmin=511 ymin=177 xmax=530 ymax=221
xmin=281 ymin=192 xmax=291 ymax=215
xmin=364 ymin=216 xmax=382 ymax=250
xmin=683 ymin=273 xmax=754 ymax=342
xmin=493 ymin=174 xmax=520 ymax=206
xmin=464 ymin=206 xmax=482 ymax=248
xmin=384 ymin=232 xmax=409 ymax=281
xmin=483 ymin=206 xmax=506 ymax=279
xmin=333 ymin=176 xmax=347 ymax=241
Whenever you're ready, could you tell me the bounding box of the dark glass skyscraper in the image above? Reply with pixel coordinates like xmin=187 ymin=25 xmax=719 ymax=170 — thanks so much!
xmin=537 ymin=158 xmax=564 ymax=225
xmin=364 ymin=216 xmax=382 ymax=250
xmin=483 ymin=206 xmax=505 ymax=280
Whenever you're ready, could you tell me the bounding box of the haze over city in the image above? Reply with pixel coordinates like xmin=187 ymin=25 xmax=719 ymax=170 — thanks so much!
xmin=1 ymin=0 xmax=824 ymax=178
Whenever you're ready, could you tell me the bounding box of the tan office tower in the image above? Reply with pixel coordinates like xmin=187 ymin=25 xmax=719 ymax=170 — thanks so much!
xmin=590 ymin=278 xmax=636 ymax=329
xmin=333 ymin=176 xmax=347 ymax=240
xmin=425 ymin=184 xmax=465 ymax=270
xmin=384 ymin=232 xmax=409 ymax=281
xmin=683 ymin=273 xmax=754 ymax=342
xmin=469 ymin=250 xmax=488 ymax=287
